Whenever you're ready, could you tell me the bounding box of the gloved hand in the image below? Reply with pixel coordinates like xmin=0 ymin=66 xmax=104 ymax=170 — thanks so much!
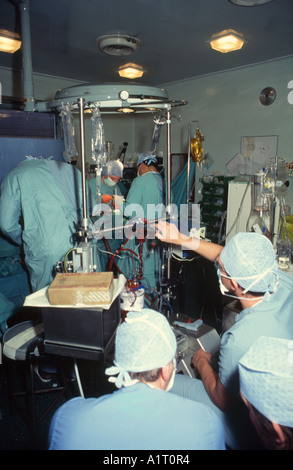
xmin=101 ymin=194 xmax=113 ymax=204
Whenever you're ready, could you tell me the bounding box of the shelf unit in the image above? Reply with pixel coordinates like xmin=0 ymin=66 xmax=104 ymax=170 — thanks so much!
xmin=201 ymin=176 xmax=234 ymax=243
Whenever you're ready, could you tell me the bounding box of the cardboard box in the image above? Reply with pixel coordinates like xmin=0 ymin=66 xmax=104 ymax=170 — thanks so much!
xmin=48 ymin=272 xmax=114 ymax=306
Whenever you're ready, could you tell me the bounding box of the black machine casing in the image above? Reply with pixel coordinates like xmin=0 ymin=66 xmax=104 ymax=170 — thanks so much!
xmin=42 ymin=297 xmax=120 ymax=361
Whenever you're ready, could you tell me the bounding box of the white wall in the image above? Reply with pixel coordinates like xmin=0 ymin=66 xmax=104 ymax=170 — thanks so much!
xmin=0 ymin=67 xmax=82 ymax=101
xmin=1 ymin=57 xmax=293 ymax=207
xmin=33 ymin=74 xmax=82 ymax=101
xmin=155 ymin=57 xmax=293 ymax=206
xmin=73 ymin=113 xmax=136 ymax=169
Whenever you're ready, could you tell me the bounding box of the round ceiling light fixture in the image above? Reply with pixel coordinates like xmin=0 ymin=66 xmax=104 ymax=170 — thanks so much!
xmin=229 ymin=0 xmax=273 ymax=6
xmin=96 ymin=34 xmax=142 ymax=56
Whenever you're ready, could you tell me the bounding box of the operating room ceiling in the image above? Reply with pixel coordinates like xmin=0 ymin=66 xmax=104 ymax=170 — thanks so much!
xmin=0 ymin=0 xmax=292 ymax=88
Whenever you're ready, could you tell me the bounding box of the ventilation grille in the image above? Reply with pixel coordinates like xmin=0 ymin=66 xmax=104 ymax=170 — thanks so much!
xmin=97 ymin=34 xmax=141 ymax=56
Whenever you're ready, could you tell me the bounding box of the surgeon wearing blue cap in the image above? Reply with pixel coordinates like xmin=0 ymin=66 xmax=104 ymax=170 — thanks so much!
xmin=155 ymin=222 xmax=293 ymax=449
xmin=115 ymin=153 xmax=165 ymax=300
xmin=88 ymin=160 xmax=126 ymax=271
xmin=48 ymin=309 xmax=226 ymax=450
xmin=239 ymin=336 xmax=293 ymax=450
xmin=88 ymin=160 xmax=124 ymax=206
xmin=129 ymin=153 xmax=165 ymax=208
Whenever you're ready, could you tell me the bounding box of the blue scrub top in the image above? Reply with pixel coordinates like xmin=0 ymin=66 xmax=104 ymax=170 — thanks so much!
xmin=48 ymin=382 xmax=226 ymax=450
xmin=219 ymin=269 xmax=293 ymax=397
xmin=124 ymin=171 xmax=165 ymax=220
xmin=0 ymin=159 xmax=86 ymax=291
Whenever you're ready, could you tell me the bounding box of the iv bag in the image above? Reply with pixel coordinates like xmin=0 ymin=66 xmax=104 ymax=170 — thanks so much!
xmin=151 ymin=115 xmax=166 ymax=154
xmin=60 ymin=105 xmax=77 ymax=163
xmin=91 ymin=107 xmax=107 ymax=166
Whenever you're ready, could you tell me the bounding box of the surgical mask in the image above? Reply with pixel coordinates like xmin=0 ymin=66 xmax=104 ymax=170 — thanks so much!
xmin=166 ymin=358 xmax=177 ymax=392
xmin=215 ymin=263 xmax=266 ymax=301
xmin=215 ymin=263 xmax=231 ymax=295
xmin=104 ymin=176 xmax=117 ymax=187
xmin=217 ymin=271 xmax=230 ymax=296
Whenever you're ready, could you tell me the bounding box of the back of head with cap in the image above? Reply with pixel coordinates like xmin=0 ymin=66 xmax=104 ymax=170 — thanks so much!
xmin=105 ymin=309 xmax=176 ymax=388
xmin=102 ymin=160 xmax=123 ymax=178
xmin=239 ymin=336 xmax=293 ymax=428
xmin=137 ymin=153 xmax=158 ymax=167
xmin=220 ymin=232 xmax=279 ymax=294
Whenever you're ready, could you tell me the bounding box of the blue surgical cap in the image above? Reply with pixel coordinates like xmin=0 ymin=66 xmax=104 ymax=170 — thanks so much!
xmin=137 ymin=153 xmax=157 ymax=167
xmin=220 ymin=232 xmax=278 ymax=293
xmin=102 ymin=160 xmax=123 ymax=178
xmin=239 ymin=336 xmax=293 ymax=427
xmin=105 ymin=309 xmax=176 ymax=388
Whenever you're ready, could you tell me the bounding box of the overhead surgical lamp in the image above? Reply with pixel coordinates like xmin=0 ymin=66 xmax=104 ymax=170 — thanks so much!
xmin=118 ymin=63 xmax=144 ymax=79
xmin=0 ymin=29 xmax=21 ymax=53
xmin=207 ymin=29 xmax=247 ymax=53
xmin=42 ymin=82 xmax=187 ymax=114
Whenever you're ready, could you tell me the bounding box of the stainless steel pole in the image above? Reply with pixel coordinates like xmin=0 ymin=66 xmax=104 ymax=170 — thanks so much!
xmin=166 ymin=108 xmax=172 ymax=282
xmin=78 ymin=97 xmax=88 ymax=239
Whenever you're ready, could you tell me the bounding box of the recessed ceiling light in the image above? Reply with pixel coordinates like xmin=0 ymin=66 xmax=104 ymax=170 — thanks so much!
xmin=118 ymin=63 xmax=144 ymax=79
xmin=207 ymin=29 xmax=247 ymax=53
xmin=0 ymin=29 xmax=21 ymax=53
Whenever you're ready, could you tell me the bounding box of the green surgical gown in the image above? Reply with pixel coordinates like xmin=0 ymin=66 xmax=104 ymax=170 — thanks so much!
xmin=0 ymin=159 xmax=89 ymax=291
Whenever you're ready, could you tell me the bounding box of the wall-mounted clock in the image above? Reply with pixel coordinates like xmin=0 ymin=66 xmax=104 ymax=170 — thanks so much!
xmin=259 ymin=87 xmax=276 ymax=106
